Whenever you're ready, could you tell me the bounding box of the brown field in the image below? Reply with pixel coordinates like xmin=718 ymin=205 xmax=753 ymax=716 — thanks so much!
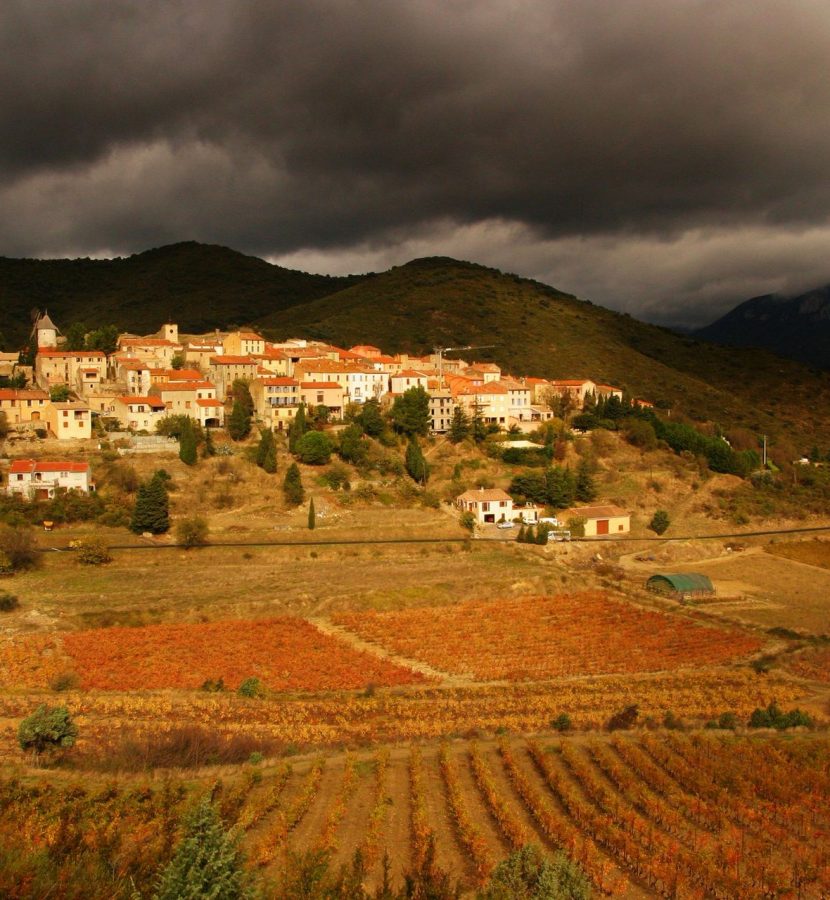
xmin=766 ymin=538 xmax=830 ymax=571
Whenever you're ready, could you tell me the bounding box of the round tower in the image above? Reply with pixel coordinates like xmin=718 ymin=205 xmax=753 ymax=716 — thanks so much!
xmin=35 ymin=311 xmax=58 ymax=349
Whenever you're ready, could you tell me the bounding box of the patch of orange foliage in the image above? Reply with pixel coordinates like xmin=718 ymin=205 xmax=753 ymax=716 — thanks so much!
xmin=59 ymin=618 xmax=428 ymax=691
xmin=334 ymin=592 xmax=761 ymax=681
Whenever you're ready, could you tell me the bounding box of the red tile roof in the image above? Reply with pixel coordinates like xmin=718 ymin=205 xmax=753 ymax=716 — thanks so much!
xmin=300 ymin=381 xmax=342 ymax=389
xmin=0 ymin=389 xmax=48 ymax=401
xmin=9 ymin=459 xmax=89 ymax=474
xmin=117 ymin=396 xmax=167 ymax=408
xmin=210 ymin=355 xmax=258 ymax=365
xmin=37 ymin=349 xmax=106 ymax=358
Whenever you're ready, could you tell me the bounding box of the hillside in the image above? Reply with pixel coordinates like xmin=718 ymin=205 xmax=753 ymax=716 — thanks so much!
xmin=3 ymin=245 xmax=830 ymax=455
xmin=695 ymin=286 xmax=830 ymax=370
xmin=0 ymin=242 xmax=363 ymax=347
xmin=258 ymin=257 xmax=830 ymax=455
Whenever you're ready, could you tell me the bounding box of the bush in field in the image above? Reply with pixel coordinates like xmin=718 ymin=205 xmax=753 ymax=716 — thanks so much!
xmin=0 ymin=591 xmax=19 ymax=612
xmin=18 ymin=704 xmax=78 ymax=758
xmin=606 ymin=704 xmax=639 ymax=731
xmin=237 ymin=677 xmax=264 ymax=698
xmin=176 ymin=516 xmax=209 ymax=549
xmin=459 ymin=511 xmax=476 ymax=532
xmin=0 ymin=524 xmax=40 ymax=571
xmin=748 ymin=702 xmax=814 ymax=730
xmin=76 ymin=537 xmax=113 ymax=565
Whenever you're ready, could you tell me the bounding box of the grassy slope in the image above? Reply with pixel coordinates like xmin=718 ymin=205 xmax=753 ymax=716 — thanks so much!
xmin=258 ymin=257 xmax=830 ymax=452
xmin=0 ymin=242 xmax=363 ymax=346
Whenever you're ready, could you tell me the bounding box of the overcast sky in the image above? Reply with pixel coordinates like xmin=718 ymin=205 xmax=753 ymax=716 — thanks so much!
xmin=3 ymin=1 xmax=830 ymax=327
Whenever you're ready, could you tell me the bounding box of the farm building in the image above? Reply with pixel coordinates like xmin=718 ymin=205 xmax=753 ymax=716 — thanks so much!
xmin=646 ymin=573 xmax=715 ymax=600
xmin=565 ymin=504 xmax=630 ymax=536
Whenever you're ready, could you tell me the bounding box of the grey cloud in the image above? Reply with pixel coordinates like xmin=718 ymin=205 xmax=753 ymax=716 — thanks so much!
xmin=2 ymin=0 xmax=830 ymax=320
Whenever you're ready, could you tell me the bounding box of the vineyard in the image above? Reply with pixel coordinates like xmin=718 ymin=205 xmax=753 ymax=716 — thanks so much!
xmin=1 ymin=733 xmax=828 ymax=898
xmin=333 ymin=592 xmax=762 ymax=680
xmin=0 ymin=618 xmax=429 ymax=692
xmin=0 ymin=669 xmax=805 ymax=762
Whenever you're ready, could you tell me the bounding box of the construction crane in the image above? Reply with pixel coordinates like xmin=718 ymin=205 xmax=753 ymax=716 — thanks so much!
xmin=433 ymin=344 xmax=495 ymax=385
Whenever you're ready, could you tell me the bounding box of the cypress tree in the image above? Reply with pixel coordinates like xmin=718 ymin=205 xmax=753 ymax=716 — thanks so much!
xmin=308 ymin=497 xmax=316 ymax=530
xmin=517 ymin=524 xmax=527 ymax=543
xmin=283 ymin=463 xmax=305 ymax=506
xmin=179 ymin=420 xmax=198 ymax=466
xmin=227 ymin=401 xmax=251 ymax=441
xmin=202 ymin=427 xmax=216 ymax=458
xmin=575 ymin=457 xmax=597 ymax=502
xmin=153 ymin=798 xmax=255 ymax=900
xmin=288 ymin=403 xmax=307 ymax=452
xmin=448 ymin=406 xmax=471 ymax=443
xmin=256 ymin=428 xmax=277 ymax=473
xmin=405 ymin=436 xmax=430 ymax=485
xmin=131 ymin=474 xmax=170 ymax=534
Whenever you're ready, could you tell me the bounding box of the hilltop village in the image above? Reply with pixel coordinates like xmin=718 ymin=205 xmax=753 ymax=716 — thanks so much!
xmin=1 ymin=311 xmax=651 ymax=439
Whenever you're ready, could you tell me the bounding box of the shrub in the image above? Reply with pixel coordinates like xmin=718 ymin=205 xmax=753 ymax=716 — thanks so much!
xmin=551 ymin=713 xmax=572 ymax=732
xmin=649 ymin=509 xmax=670 ymax=535
xmin=18 ymin=704 xmax=78 ymax=758
xmin=718 ymin=711 xmax=740 ymax=730
xmin=748 ymin=702 xmax=814 ymax=730
xmin=76 ymin=537 xmax=113 ymax=565
xmin=0 ymin=525 xmax=40 ymax=571
xmin=176 ymin=516 xmax=209 ymax=549
xmin=295 ymin=431 xmax=332 ymax=465
xmin=0 ymin=591 xmax=19 ymax=612
xmin=201 ymin=678 xmax=226 ymax=693
xmin=50 ymin=671 xmax=80 ymax=692
xmin=606 ymin=704 xmax=639 ymax=731
xmin=459 ymin=511 xmax=476 ymax=532
xmin=238 ymin=677 xmax=264 ymax=699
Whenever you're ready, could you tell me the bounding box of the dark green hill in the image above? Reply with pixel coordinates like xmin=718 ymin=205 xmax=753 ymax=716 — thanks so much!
xmin=259 ymin=257 xmax=830 ymax=455
xmin=694 ymin=286 xmax=830 ymax=371
xmin=0 ymin=242 xmax=363 ymax=347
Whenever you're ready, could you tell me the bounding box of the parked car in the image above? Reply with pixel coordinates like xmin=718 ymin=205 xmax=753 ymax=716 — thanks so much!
xmin=497 ymin=521 xmax=516 ymax=529
xmin=550 ymin=529 xmax=571 ymax=542
xmin=539 ymin=516 xmax=560 ymax=526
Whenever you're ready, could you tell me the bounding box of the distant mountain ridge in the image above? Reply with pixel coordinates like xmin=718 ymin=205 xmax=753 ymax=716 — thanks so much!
xmin=694 ymin=286 xmax=830 ymax=370
xmin=0 ymin=241 xmax=365 ymax=347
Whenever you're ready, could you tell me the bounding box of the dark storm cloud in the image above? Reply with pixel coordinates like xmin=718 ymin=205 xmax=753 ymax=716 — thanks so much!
xmin=2 ymin=0 xmax=830 ymax=323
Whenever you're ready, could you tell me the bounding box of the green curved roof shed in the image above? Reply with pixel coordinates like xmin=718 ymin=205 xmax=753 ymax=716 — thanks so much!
xmin=646 ymin=573 xmax=714 ymax=594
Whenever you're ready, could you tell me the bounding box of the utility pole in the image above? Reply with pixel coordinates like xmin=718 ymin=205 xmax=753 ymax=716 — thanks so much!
xmin=762 ymin=434 xmax=767 ymax=468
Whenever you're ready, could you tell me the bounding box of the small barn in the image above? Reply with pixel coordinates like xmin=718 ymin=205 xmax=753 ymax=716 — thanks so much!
xmin=646 ymin=573 xmax=715 ymax=600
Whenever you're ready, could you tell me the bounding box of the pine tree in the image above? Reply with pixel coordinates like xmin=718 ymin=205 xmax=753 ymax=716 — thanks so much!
xmin=405 ymin=436 xmax=430 ymax=485
xmin=288 ymin=403 xmax=307 ymax=452
xmin=227 ymin=401 xmax=251 ymax=441
xmin=448 ymin=406 xmax=471 ymax=443
xmin=153 ymin=798 xmax=255 ymax=900
xmin=575 ymin=457 xmax=597 ymax=502
xmin=131 ymin=474 xmax=170 ymax=534
xmin=390 ymin=386 xmax=430 ymax=436
xmin=357 ymin=398 xmax=384 ymax=437
xmin=308 ymin=498 xmax=316 ymax=530
xmin=545 ymin=466 xmax=576 ymax=508
xmin=283 ymin=463 xmax=305 ymax=506
xmin=179 ymin=420 xmax=198 ymax=466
